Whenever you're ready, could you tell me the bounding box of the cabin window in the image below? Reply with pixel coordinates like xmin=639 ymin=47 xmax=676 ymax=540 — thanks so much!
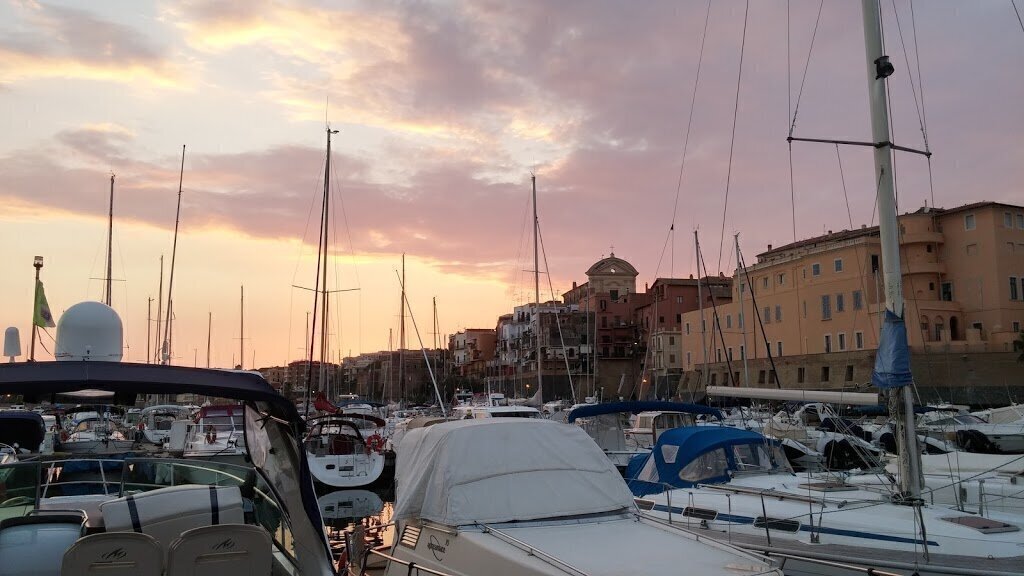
xmin=661 ymin=444 xmax=680 ymax=464
xmin=678 ymin=448 xmax=729 ymax=483
xmin=732 ymin=444 xmax=774 ymax=472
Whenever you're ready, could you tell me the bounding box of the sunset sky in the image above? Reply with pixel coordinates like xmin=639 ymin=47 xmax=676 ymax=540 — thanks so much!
xmin=1 ymin=0 xmax=1021 ymax=368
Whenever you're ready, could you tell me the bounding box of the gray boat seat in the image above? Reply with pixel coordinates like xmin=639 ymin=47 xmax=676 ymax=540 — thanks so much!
xmin=61 ymin=531 xmax=162 ymax=575
xmin=99 ymin=484 xmax=243 ymax=553
xmin=0 ymin=512 xmax=87 ymax=576
xmin=166 ymin=523 xmax=272 ymax=576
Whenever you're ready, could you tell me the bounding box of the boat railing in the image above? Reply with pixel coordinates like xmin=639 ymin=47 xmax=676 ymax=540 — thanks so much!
xmin=477 ymin=522 xmax=590 ymax=576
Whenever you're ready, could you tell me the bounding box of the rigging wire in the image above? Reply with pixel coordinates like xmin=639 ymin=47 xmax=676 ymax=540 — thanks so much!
xmin=536 ymin=222 xmax=577 ymax=404
xmin=788 ymin=0 xmax=825 ymax=136
xmin=664 ymin=0 xmax=712 ymax=277
xmin=786 ymin=0 xmax=824 ymax=243
xmin=1013 ymin=0 xmax=1024 ymax=34
xmin=717 ymin=0 xmax=750 ymax=273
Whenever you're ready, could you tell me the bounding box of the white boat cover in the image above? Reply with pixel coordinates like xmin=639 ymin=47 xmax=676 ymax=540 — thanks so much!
xmin=395 ymin=419 xmax=635 ymax=526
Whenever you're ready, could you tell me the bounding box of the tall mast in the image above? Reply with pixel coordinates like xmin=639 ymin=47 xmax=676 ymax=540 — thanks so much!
xmin=861 ymin=0 xmax=920 ymax=500
xmin=735 ymin=233 xmax=750 ymax=386
xmin=696 ymin=231 xmax=709 ymax=387
xmin=146 ymin=297 xmax=153 ymax=364
xmin=305 ymin=127 xmax=337 ymax=415
xmin=155 ymin=256 xmax=163 ymax=363
xmin=206 ymin=311 xmax=212 ymax=368
xmin=399 ymin=253 xmax=405 ymax=400
xmin=239 ymin=285 xmax=244 ymax=369
xmin=162 ymin=145 xmax=186 ymax=365
xmin=105 ymin=174 xmax=114 ymax=307
xmin=532 ymin=175 xmax=542 ymax=399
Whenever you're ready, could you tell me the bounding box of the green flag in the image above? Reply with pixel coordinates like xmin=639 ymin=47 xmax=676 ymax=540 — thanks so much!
xmin=33 ymin=279 xmax=55 ymax=328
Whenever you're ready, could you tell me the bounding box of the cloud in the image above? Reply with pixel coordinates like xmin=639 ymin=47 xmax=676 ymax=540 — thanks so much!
xmin=0 ymin=2 xmax=182 ymax=87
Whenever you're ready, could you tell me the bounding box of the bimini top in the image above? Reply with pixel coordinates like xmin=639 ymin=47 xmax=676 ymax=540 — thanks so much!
xmin=567 ymin=401 xmax=722 ymax=423
xmin=395 ymin=419 xmax=635 ymax=526
xmin=0 ymin=361 xmax=296 ymax=421
xmin=626 ymin=426 xmax=790 ymax=497
xmin=0 ymin=410 xmax=46 ymax=451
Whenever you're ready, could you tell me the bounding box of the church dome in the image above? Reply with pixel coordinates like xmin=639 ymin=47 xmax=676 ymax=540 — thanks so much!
xmin=585 ymin=253 xmax=638 ymax=278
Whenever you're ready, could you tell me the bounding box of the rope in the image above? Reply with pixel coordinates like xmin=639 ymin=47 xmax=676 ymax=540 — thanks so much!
xmin=889 ymin=0 xmax=927 ymax=150
xmin=536 ymin=223 xmax=577 ymax=404
xmin=717 ymin=0 xmax=750 ymax=273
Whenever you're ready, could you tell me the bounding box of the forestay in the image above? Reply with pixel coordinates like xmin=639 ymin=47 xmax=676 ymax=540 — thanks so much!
xmin=395 ymin=419 xmax=635 ymax=526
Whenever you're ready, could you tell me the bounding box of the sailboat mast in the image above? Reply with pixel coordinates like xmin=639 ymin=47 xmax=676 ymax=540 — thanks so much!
xmin=146 ymin=297 xmax=152 ymax=364
xmin=105 ymin=174 xmax=114 ymax=307
xmin=696 ymin=231 xmax=709 ymax=387
xmin=155 ymin=256 xmax=163 ymax=363
xmin=532 ymin=175 xmax=542 ymax=399
xmin=861 ymin=0 xmax=920 ymax=500
xmin=162 ymin=145 xmax=186 ymax=365
xmin=399 ymin=253 xmax=405 ymax=401
xmin=206 ymin=311 xmax=212 ymax=368
xmin=240 ymin=285 xmax=244 ymax=369
xmin=735 ymin=233 xmax=750 ymax=387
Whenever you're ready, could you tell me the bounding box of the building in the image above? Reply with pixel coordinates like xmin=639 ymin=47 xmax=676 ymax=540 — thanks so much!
xmin=483 ymin=302 xmax=591 ymax=401
xmin=677 ymin=201 xmax=1024 ymax=405
xmin=634 ymin=276 xmax=732 ymax=398
xmin=449 ymin=329 xmax=497 ymax=381
xmin=563 ymin=253 xmax=651 ymax=399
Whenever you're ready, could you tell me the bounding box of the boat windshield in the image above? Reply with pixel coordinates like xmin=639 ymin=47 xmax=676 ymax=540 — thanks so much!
xmin=201 ymin=415 xmax=244 ymax=430
xmin=491 ymin=410 xmax=541 ymax=419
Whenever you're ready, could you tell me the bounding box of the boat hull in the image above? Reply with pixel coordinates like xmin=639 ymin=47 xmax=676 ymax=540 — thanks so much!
xmin=306 ymin=450 xmax=385 ymax=488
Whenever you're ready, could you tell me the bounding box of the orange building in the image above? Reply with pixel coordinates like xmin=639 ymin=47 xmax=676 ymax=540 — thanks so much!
xmin=678 ymin=201 xmax=1024 ymax=405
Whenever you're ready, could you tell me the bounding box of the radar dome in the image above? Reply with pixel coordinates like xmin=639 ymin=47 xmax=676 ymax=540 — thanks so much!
xmin=55 ymin=301 xmax=123 ymax=362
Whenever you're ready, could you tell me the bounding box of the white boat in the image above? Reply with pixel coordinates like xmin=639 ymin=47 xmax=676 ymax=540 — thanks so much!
xmin=629 ymin=426 xmax=1024 ymax=575
xmin=61 ymin=416 xmax=136 ymax=454
xmin=917 ymin=410 xmax=1024 ymax=454
xmin=451 ymin=392 xmax=543 ymax=419
xmin=304 ymin=415 xmax=386 ymax=488
xmin=138 ymin=404 xmax=193 ymax=445
xmin=0 ymin=301 xmax=336 ymax=575
xmin=567 ymin=400 xmax=723 ymax=470
xmin=383 ymin=418 xmax=783 ymax=576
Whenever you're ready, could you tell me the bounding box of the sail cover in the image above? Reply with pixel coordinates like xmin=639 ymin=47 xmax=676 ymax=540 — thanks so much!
xmin=871 ymin=310 xmax=913 ymax=389
xmin=394 ymin=419 xmax=635 ymax=526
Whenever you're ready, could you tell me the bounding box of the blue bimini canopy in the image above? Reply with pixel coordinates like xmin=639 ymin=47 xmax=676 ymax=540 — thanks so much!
xmin=626 ymin=426 xmax=785 ymax=497
xmin=567 ymin=401 xmax=722 ymax=423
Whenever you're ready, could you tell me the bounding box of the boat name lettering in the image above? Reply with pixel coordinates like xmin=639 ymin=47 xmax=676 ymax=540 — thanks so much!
xmin=427 ymin=535 xmax=448 ymax=561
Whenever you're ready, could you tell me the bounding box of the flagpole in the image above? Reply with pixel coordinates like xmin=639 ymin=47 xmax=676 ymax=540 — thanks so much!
xmin=30 ymin=256 xmax=43 ymax=361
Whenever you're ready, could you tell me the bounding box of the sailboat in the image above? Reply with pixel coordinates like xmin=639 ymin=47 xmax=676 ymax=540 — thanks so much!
xmin=301 ymin=127 xmax=388 ymax=488
xmin=631 ymin=2 xmax=1024 ymax=574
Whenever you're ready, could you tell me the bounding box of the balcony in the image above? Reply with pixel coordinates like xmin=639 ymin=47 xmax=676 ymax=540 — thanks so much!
xmin=900 ymin=231 xmax=943 ymax=245
xmin=901 ymin=260 xmax=946 ymax=276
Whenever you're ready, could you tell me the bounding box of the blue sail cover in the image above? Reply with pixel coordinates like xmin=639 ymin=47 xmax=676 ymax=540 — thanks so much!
xmin=871 ymin=310 xmax=913 ymax=389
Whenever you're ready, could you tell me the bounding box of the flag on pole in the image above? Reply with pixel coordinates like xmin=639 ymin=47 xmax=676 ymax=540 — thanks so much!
xmin=33 ymin=280 xmax=55 ymax=328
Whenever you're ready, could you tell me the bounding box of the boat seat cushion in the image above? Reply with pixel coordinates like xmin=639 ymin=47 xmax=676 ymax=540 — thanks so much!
xmin=0 ymin=513 xmax=86 ymax=576
xmin=62 ymin=531 xmax=163 ymax=575
xmin=166 ymin=523 xmax=272 ymax=576
xmin=99 ymin=484 xmax=243 ymax=550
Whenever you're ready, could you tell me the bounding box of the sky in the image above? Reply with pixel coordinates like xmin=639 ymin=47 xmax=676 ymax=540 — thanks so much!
xmin=1 ymin=0 xmax=1021 ymax=368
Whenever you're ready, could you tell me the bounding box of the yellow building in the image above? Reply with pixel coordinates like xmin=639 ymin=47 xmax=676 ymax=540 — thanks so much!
xmin=679 ymin=201 xmax=1024 ymax=404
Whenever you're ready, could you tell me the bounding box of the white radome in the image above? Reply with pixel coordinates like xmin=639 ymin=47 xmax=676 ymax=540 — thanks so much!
xmin=55 ymin=301 xmax=123 ymax=361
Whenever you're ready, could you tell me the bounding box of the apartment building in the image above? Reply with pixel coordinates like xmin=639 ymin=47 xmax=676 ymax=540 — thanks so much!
xmin=677 ymin=201 xmax=1024 ymax=404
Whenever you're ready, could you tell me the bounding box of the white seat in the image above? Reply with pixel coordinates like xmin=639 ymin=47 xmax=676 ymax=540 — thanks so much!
xmin=61 ymin=531 xmax=163 ymax=575
xmin=166 ymin=524 xmax=272 ymax=576
xmin=0 ymin=513 xmax=86 ymax=576
xmin=99 ymin=484 xmax=243 ymax=553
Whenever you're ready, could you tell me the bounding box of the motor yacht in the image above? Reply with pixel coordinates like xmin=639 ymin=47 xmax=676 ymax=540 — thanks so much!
xmin=383 ymin=418 xmax=783 ymax=576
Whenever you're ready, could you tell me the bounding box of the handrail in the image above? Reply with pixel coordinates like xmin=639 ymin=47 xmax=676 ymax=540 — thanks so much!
xmin=359 ymin=549 xmax=457 ymax=576
xmin=477 ymin=523 xmax=590 ymax=576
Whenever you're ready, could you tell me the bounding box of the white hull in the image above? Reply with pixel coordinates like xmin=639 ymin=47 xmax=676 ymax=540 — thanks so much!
xmin=306 ymin=450 xmax=385 ymax=488
xmin=317 ymin=490 xmax=384 ymax=522
xmin=637 ymin=476 xmax=1024 ymax=575
xmin=386 ymin=514 xmax=782 ymax=576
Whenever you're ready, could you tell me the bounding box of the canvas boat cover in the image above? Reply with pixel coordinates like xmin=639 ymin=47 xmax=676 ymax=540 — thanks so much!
xmin=394 ymin=419 xmax=635 ymax=526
